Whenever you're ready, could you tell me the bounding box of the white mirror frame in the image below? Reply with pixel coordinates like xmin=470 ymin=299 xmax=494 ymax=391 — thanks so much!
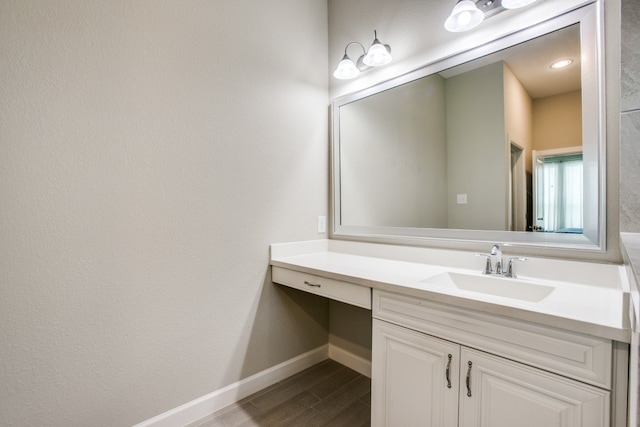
xmin=330 ymin=3 xmax=606 ymax=256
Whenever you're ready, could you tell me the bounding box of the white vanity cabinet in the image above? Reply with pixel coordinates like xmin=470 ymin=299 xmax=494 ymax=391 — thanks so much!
xmin=372 ymin=290 xmax=612 ymax=427
xmin=459 ymin=346 xmax=608 ymax=427
xmin=372 ymin=320 xmax=460 ymax=427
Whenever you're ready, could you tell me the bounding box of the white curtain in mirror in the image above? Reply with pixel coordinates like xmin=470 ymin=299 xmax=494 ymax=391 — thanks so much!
xmin=536 ymin=154 xmax=583 ymax=233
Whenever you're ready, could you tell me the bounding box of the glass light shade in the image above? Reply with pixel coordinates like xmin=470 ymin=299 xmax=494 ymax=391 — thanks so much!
xmin=444 ymin=0 xmax=484 ymax=32
xmin=501 ymin=0 xmax=536 ymax=9
xmin=333 ymin=55 xmax=360 ymax=79
xmin=363 ymin=42 xmax=392 ymax=67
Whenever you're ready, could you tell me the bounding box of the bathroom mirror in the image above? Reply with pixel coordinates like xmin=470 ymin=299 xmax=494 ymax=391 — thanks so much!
xmin=331 ymin=4 xmax=605 ymax=252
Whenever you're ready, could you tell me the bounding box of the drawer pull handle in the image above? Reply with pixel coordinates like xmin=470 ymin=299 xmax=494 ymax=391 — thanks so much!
xmin=446 ymin=354 xmax=452 ymax=389
xmin=304 ymin=281 xmax=321 ymax=288
xmin=466 ymin=361 xmax=472 ymax=397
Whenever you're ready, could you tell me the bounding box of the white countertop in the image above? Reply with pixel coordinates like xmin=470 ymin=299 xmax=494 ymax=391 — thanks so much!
xmin=270 ymin=239 xmax=631 ymax=343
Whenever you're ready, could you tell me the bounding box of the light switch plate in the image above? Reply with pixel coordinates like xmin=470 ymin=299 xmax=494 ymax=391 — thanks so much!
xmin=457 ymin=194 xmax=468 ymax=204
xmin=317 ymin=216 xmax=326 ymax=233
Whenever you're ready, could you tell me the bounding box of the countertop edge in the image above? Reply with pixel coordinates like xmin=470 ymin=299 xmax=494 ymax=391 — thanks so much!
xmin=270 ymin=256 xmax=631 ymax=343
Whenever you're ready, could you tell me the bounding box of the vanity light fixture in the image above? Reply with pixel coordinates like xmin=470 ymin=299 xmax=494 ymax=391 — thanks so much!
xmin=445 ymin=0 xmax=538 ymax=32
xmin=333 ymin=31 xmax=392 ymax=80
xmin=444 ymin=0 xmax=485 ymax=32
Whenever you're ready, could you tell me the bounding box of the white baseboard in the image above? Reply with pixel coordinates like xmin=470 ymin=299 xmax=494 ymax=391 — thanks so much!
xmin=328 ymin=344 xmax=372 ymax=378
xmin=133 ymin=345 xmax=329 ymax=427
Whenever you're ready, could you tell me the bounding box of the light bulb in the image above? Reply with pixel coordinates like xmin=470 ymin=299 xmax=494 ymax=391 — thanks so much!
xmin=362 ymin=32 xmax=392 ymax=67
xmin=445 ymin=0 xmax=484 ymax=32
xmin=333 ymin=56 xmax=360 ymax=79
xmin=457 ymin=11 xmax=472 ymax=27
xmin=363 ymin=43 xmax=392 ymax=67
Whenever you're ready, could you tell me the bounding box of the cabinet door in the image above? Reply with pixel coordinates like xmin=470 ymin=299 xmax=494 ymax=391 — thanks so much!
xmin=459 ymin=347 xmax=610 ymax=427
xmin=372 ymin=319 xmax=459 ymax=427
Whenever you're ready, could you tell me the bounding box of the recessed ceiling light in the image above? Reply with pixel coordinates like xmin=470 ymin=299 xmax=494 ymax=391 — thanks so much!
xmin=550 ymin=59 xmax=573 ymax=69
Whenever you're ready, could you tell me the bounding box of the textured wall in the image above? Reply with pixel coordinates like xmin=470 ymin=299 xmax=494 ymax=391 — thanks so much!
xmin=0 ymin=1 xmax=329 ymax=425
xmin=340 ymin=75 xmax=448 ymax=228
xmin=621 ymin=0 xmax=640 ymax=232
xmin=445 ymin=62 xmax=507 ymax=231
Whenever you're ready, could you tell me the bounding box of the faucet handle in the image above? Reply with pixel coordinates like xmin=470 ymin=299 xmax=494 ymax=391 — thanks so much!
xmin=505 ymin=257 xmax=527 ymax=278
xmin=475 ymin=253 xmax=493 ymax=274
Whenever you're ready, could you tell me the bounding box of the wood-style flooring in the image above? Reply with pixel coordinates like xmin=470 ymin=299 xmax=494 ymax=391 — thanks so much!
xmin=188 ymin=359 xmax=371 ymax=427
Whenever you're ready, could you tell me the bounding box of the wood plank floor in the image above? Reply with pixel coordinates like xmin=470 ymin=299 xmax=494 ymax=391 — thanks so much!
xmin=188 ymin=359 xmax=371 ymax=427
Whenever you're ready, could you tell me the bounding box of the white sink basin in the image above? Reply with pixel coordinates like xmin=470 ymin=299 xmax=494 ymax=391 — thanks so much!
xmin=421 ymin=272 xmax=555 ymax=303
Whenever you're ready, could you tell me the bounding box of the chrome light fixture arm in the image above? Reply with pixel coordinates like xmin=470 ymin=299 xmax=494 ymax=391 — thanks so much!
xmin=333 ymin=31 xmax=392 ymax=80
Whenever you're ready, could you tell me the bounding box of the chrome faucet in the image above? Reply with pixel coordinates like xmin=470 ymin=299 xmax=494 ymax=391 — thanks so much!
xmin=476 ymin=244 xmax=527 ymax=278
xmin=490 ymin=244 xmax=502 ymax=274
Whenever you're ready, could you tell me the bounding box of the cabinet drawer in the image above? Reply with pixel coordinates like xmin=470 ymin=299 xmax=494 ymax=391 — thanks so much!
xmin=373 ymin=290 xmax=612 ymax=389
xmin=272 ymin=267 xmax=371 ymax=309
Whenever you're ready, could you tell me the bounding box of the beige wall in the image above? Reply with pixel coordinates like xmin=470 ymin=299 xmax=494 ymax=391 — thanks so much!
xmin=533 ymin=90 xmax=583 ymax=151
xmin=340 ymin=75 xmax=448 ymax=228
xmin=0 ymin=1 xmax=329 ymax=425
xmin=504 ymin=63 xmax=534 ymax=173
xmin=329 ymin=302 xmax=372 ymax=362
xmin=445 ymin=62 xmax=507 ymax=231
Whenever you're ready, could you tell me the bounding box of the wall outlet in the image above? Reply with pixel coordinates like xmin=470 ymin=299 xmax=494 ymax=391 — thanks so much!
xmin=317 ymin=216 xmax=327 ymax=233
xmin=457 ymin=194 xmax=468 ymax=204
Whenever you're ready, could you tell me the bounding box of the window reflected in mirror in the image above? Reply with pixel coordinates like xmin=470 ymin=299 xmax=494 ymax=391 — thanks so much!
xmin=533 ymin=149 xmax=583 ymax=234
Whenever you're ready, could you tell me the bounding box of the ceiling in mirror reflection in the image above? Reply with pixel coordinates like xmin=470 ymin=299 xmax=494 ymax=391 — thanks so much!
xmin=439 ymin=25 xmax=581 ymax=99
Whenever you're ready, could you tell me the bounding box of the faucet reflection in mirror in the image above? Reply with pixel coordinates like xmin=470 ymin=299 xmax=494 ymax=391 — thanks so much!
xmin=445 ymin=0 xmax=538 ymax=33
xmin=333 ymin=31 xmax=392 ymax=80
